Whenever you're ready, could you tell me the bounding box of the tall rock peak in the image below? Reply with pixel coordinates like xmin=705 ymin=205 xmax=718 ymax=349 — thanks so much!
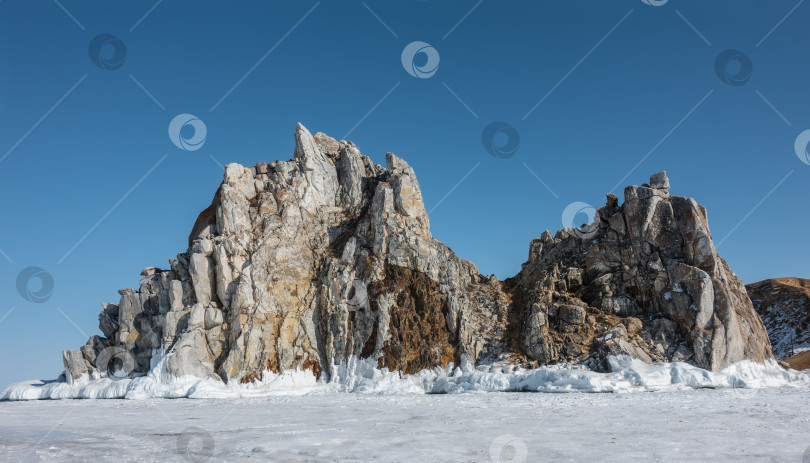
xmin=59 ymin=125 xmax=773 ymax=385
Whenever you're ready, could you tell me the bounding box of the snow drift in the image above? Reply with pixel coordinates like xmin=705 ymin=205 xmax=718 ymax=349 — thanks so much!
xmin=2 ymin=355 xmax=808 ymax=401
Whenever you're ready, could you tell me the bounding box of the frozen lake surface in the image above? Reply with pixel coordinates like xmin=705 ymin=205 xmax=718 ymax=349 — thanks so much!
xmin=2 ymin=388 xmax=809 ymax=462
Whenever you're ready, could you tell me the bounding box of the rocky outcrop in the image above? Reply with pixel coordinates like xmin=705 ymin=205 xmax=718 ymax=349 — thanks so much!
xmin=64 ymin=124 xmax=506 ymax=384
xmin=505 ymin=176 xmax=773 ymax=371
xmin=783 ymin=350 xmax=810 ymax=370
xmin=60 ymin=124 xmax=774 ymax=385
xmin=747 ymin=278 xmax=810 ymax=360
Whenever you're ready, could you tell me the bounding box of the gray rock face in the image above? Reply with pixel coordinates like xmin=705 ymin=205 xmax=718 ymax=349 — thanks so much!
xmin=60 ymin=128 xmax=774 ymax=384
xmin=62 ymin=350 xmax=89 ymax=384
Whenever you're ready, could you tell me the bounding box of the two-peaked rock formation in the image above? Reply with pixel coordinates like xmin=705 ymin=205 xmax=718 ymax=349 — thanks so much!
xmin=61 ymin=124 xmax=774 ymax=385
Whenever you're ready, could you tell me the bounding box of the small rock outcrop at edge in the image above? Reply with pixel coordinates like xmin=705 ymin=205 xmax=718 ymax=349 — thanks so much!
xmin=60 ymin=124 xmax=774 ymax=385
xmin=746 ymin=278 xmax=810 ymax=362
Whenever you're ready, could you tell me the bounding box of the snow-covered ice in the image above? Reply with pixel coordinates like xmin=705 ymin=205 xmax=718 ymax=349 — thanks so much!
xmin=2 ymin=356 xmax=809 ymax=461
xmin=2 ymin=388 xmax=810 ymax=462
xmin=2 ymin=355 xmax=809 ymax=400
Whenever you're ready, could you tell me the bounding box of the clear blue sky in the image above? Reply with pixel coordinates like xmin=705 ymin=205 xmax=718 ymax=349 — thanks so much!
xmin=1 ymin=0 xmax=808 ymax=385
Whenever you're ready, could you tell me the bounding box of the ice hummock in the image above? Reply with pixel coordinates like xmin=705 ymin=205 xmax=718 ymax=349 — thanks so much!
xmin=2 ymin=355 xmax=808 ymax=401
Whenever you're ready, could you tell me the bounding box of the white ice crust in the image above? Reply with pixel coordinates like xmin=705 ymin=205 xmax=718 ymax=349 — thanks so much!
xmin=2 ymin=355 xmax=808 ymax=401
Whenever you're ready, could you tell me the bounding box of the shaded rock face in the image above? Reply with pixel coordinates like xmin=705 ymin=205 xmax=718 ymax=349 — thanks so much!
xmin=747 ymin=278 xmax=810 ymax=359
xmin=61 ymin=124 xmax=773 ymax=384
xmin=505 ymin=179 xmax=773 ymax=371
